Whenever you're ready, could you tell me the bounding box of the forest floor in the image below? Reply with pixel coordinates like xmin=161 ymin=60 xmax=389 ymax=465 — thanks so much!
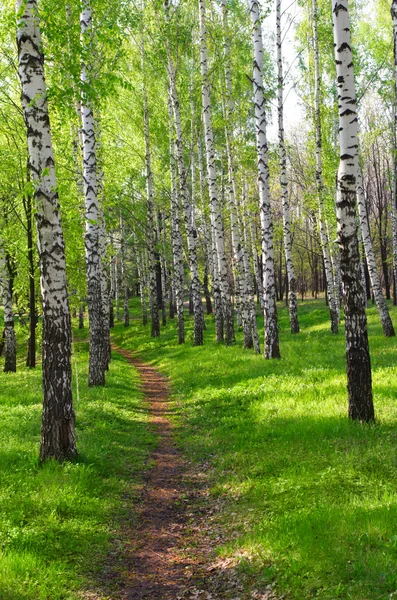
xmin=102 ymin=343 xmax=278 ymax=600
xmin=2 ymin=299 xmax=397 ymax=599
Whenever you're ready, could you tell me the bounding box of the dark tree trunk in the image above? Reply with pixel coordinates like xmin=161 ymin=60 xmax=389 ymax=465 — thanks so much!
xmin=26 ymin=192 xmax=36 ymax=368
xmin=203 ymin=267 xmax=213 ymax=314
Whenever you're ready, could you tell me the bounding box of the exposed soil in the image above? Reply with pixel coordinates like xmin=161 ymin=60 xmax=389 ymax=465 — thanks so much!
xmin=114 ymin=345 xmax=188 ymax=599
xmin=83 ymin=344 xmax=279 ymax=600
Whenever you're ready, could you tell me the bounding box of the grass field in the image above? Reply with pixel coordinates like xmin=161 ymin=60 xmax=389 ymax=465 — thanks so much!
xmin=0 ymin=335 xmax=154 ymax=600
xmin=112 ymin=298 xmax=397 ymax=600
xmin=2 ymin=297 xmax=397 ymax=599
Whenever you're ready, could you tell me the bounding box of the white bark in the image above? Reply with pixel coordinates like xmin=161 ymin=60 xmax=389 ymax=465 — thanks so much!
xmin=332 ymin=0 xmax=374 ymax=421
xmin=81 ymin=0 xmax=106 ymax=385
xmin=16 ymin=0 xmax=76 ymax=461
xmin=276 ymin=0 xmax=299 ymax=334
xmin=165 ymin=13 xmax=204 ymax=345
xmin=221 ymin=0 xmax=255 ymax=349
xmin=120 ymin=214 xmax=129 ymax=327
xmin=391 ymin=1 xmax=397 ymax=303
xmin=313 ymin=0 xmax=339 ymax=334
xmin=249 ymin=0 xmax=280 ymax=358
xmin=199 ymin=0 xmax=234 ymax=345
xmin=143 ymin=81 xmax=160 ymax=338
xmin=356 ymin=169 xmax=394 ymax=336
xmin=168 ymin=96 xmax=185 ymax=343
xmin=0 ymin=247 xmax=16 ymax=372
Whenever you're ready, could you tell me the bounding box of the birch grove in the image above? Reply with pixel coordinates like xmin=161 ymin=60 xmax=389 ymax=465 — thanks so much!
xmin=3 ymin=0 xmax=397 ymax=468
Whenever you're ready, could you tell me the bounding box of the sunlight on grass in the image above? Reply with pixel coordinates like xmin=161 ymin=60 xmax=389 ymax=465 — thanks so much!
xmin=113 ymin=298 xmax=397 ymax=600
xmin=0 ymin=335 xmax=154 ymax=600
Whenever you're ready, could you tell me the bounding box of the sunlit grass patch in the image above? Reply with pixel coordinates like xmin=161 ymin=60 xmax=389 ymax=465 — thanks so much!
xmin=113 ymin=297 xmax=397 ymax=600
xmin=0 ymin=329 xmax=153 ymax=600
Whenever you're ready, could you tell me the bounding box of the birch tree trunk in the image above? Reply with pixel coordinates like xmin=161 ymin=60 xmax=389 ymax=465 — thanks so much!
xmin=143 ymin=82 xmax=160 ymax=338
xmin=137 ymin=250 xmax=148 ymax=326
xmin=221 ymin=0 xmax=254 ymax=349
xmin=199 ymin=0 xmax=234 ymax=345
xmin=16 ymin=0 xmax=76 ymax=461
xmin=96 ymin=123 xmax=111 ymax=367
xmin=356 ymin=169 xmax=394 ymax=336
xmin=81 ymin=0 xmax=106 ymax=385
xmin=332 ymin=0 xmax=374 ymax=422
xmin=120 ymin=215 xmax=129 ymax=327
xmin=0 ymin=247 xmax=16 ymax=373
xmin=169 ymin=97 xmax=185 ymax=343
xmin=249 ymin=0 xmax=280 ymax=359
xmin=313 ymin=0 xmax=339 ymax=334
xmin=166 ymin=2 xmax=203 ymax=344
xmin=249 ymin=217 xmax=264 ymax=309
xmin=276 ymin=0 xmax=299 ymax=334
xmin=391 ymin=0 xmax=397 ymax=304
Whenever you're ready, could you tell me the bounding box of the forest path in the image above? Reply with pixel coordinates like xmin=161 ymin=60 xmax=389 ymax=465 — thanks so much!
xmin=99 ymin=344 xmax=278 ymax=600
xmin=112 ymin=344 xmax=189 ymax=599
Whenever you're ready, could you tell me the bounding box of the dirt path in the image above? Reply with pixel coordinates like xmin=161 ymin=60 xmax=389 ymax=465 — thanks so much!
xmin=100 ymin=344 xmax=278 ymax=600
xmin=112 ymin=345 xmax=190 ymax=599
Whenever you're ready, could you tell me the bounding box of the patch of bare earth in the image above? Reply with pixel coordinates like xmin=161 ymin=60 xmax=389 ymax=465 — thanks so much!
xmin=81 ymin=345 xmax=280 ymax=600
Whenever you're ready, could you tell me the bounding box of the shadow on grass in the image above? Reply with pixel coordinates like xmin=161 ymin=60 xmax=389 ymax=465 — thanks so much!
xmin=110 ymin=298 xmax=397 ymax=600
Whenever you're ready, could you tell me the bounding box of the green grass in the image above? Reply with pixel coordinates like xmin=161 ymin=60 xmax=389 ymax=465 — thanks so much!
xmin=112 ymin=297 xmax=397 ymax=600
xmin=0 ymin=334 xmax=154 ymax=600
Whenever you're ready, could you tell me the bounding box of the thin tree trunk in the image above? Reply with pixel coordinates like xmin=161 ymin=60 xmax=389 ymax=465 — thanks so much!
xmin=168 ymin=96 xmax=185 ymax=343
xmin=199 ymin=0 xmax=234 ymax=345
xmin=81 ymin=0 xmax=106 ymax=385
xmin=0 ymin=247 xmax=16 ymax=373
xmin=25 ymin=188 xmax=36 ymax=367
xmin=356 ymin=170 xmax=394 ymax=336
xmin=16 ymin=0 xmax=76 ymax=461
xmin=221 ymin=0 xmax=253 ymax=349
xmin=166 ymin=6 xmax=204 ymax=345
xmin=142 ymin=80 xmax=160 ymax=338
xmin=120 ymin=215 xmax=129 ymax=327
xmin=277 ymin=0 xmax=299 ymax=334
xmin=332 ymin=0 xmax=374 ymax=422
xmin=391 ymin=0 xmax=397 ymax=305
xmin=249 ymin=0 xmax=280 ymax=359
xmin=79 ymin=305 xmax=85 ymax=329
xmin=313 ymin=0 xmax=339 ymax=334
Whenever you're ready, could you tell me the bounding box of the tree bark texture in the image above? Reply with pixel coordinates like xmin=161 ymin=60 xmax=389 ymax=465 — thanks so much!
xmin=313 ymin=0 xmax=339 ymax=334
xmin=332 ymin=0 xmax=374 ymax=422
xmin=199 ymin=0 xmax=234 ymax=345
xmin=249 ymin=0 xmax=280 ymax=358
xmin=81 ymin=0 xmax=106 ymax=385
xmin=16 ymin=0 xmax=76 ymax=460
xmin=276 ymin=0 xmax=299 ymax=334
xmin=356 ymin=169 xmax=394 ymax=336
xmin=0 ymin=247 xmax=16 ymax=373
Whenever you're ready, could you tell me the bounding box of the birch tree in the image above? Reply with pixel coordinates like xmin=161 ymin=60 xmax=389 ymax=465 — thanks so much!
xmin=356 ymin=169 xmax=394 ymax=336
xmin=313 ymin=0 xmax=339 ymax=334
xmin=166 ymin=2 xmax=204 ymax=345
xmin=221 ymin=0 xmax=258 ymax=350
xmin=168 ymin=96 xmax=185 ymax=343
xmin=276 ymin=0 xmax=299 ymax=334
xmin=143 ymin=80 xmax=160 ymax=338
xmin=81 ymin=0 xmax=106 ymax=385
xmin=199 ymin=0 xmax=234 ymax=345
xmin=332 ymin=0 xmax=374 ymax=421
xmin=249 ymin=0 xmax=280 ymax=358
xmin=0 ymin=246 xmax=16 ymax=373
xmin=16 ymin=0 xmax=76 ymax=461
